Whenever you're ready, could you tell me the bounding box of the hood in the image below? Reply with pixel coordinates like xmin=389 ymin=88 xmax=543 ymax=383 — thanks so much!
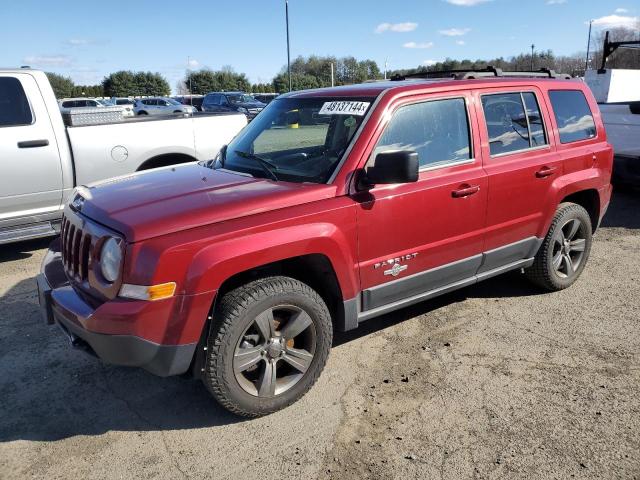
xmin=235 ymin=101 xmax=266 ymax=109
xmin=79 ymin=163 xmax=337 ymax=242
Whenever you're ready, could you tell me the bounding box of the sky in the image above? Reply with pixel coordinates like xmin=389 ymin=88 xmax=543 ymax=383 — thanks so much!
xmin=1 ymin=0 xmax=637 ymax=92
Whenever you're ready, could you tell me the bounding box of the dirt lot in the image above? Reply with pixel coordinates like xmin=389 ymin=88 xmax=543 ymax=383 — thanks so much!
xmin=1 ymin=191 xmax=639 ymax=480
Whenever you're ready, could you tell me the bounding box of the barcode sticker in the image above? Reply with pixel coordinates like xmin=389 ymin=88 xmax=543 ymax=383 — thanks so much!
xmin=319 ymin=101 xmax=370 ymax=116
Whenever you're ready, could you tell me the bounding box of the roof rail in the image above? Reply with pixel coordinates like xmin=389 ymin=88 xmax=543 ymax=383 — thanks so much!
xmin=391 ymin=66 xmax=571 ymax=81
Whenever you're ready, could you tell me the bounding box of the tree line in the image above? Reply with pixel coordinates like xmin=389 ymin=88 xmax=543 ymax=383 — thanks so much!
xmin=45 ymin=26 xmax=639 ymax=99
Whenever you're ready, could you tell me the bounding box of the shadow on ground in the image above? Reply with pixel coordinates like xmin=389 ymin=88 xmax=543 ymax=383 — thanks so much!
xmin=0 ymin=237 xmax=52 ymax=263
xmin=1 ymin=190 xmax=638 ymax=442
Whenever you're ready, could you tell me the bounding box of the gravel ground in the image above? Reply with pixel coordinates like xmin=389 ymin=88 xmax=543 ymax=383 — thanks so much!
xmin=1 ymin=190 xmax=639 ymax=480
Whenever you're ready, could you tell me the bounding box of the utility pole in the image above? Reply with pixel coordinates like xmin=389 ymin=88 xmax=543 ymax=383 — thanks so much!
xmin=585 ymin=20 xmax=593 ymax=73
xmin=187 ymin=56 xmax=193 ymax=105
xmin=330 ymin=62 xmax=334 ymax=87
xmin=285 ymin=0 xmax=292 ymax=92
xmin=384 ymin=58 xmax=388 ymax=80
xmin=530 ymin=44 xmax=535 ymax=70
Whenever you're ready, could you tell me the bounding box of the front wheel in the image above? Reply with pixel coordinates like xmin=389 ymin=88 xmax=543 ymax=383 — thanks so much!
xmin=525 ymin=202 xmax=593 ymax=291
xmin=203 ymin=276 xmax=332 ymax=417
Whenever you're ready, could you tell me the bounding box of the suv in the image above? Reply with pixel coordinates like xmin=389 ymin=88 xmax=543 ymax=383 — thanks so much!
xmin=38 ymin=69 xmax=613 ymax=417
xmin=134 ymin=97 xmax=196 ymax=116
xmin=201 ymin=91 xmax=266 ymax=120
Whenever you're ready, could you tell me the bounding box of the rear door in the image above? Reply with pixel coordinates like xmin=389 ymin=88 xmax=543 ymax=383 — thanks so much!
xmin=475 ymin=87 xmax=561 ymax=267
xmin=355 ymin=92 xmax=488 ymax=313
xmin=0 ymin=74 xmax=63 ymax=224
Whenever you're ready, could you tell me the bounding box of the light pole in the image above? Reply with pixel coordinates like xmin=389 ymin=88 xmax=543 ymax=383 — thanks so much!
xmin=285 ymin=0 xmax=292 ymax=92
xmin=530 ymin=44 xmax=535 ymax=70
xmin=585 ymin=20 xmax=593 ymax=73
xmin=187 ymin=56 xmax=193 ymax=106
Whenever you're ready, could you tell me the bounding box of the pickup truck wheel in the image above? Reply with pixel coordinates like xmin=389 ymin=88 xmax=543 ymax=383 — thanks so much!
xmin=204 ymin=276 xmax=332 ymax=417
xmin=525 ymin=202 xmax=592 ymax=291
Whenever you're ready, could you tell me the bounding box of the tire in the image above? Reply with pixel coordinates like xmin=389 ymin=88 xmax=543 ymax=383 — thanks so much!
xmin=203 ymin=276 xmax=332 ymax=417
xmin=525 ymin=202 xmax=593 ymax=291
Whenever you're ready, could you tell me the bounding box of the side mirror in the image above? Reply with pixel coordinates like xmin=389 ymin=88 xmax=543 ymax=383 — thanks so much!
xmin=363 ymin=150 xmax=419 ymax=187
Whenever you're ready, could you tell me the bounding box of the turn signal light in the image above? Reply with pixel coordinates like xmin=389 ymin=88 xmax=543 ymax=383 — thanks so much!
xmin=119 ymin=282 xmax=177 ymax=301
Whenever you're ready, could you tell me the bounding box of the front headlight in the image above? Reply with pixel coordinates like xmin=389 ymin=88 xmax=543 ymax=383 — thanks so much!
xmin=100 ymin=237 xmax=122 ymax=283
xmin=238 ymin=107 xmax=248 ymax=114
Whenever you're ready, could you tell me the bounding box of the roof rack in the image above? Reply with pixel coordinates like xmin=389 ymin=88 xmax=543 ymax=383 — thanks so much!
xmin=390 ymin=66 xmax=571 ymax=81
xmin=599 ymin=30 xmax=640 ymax=72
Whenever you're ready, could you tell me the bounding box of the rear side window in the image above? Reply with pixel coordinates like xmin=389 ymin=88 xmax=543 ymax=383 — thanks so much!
xmin=374 ymin=97 xmax=472 ymax=169
xmin=481 ymin=92 xmax=548 ymax=156
xmin=549 ymin=90 xmax=597 ymax=144
xmin=0 ymin=77 xmax=33 ymax=127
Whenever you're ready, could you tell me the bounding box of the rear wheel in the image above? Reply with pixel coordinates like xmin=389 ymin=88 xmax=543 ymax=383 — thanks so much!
xmin=203 ymin=276 xmax=332 ymax=417
xmin=525 ymin=202 xmax=593 ymax=291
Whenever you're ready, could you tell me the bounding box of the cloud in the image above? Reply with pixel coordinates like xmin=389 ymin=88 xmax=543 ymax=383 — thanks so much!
xmin=375 ymin=22 xmax=418 ymax=33
xmin=615 ymin=8 xmax=628 ymax=13
xmin=546 ymin=0 xmax=567 ymax=4
xmin=64 ymin=38 xmax=109 ymax=47
xmin=187 ymin=59 xmax=200 ymax=68
xmin=456 ymin=40 xmax=466 ymax=45
xmin=403 ymin=41 xmax=435 ymax=49
xmin=23 ymin=55 xmax=73 ymax=67
xmin=590 ymin=14 xmax=639 ymax=28
xmin=444 ymin=0 xmax=492 ymax=6
xmin=423 ymin=60 xmax=438 ymax=66
xmin=439 ymin=27 xmax=471 ymax=36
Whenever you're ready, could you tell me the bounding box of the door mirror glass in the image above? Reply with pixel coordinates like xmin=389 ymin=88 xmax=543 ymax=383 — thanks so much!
xmin=364 ymin=150 xmax=419 ymax=186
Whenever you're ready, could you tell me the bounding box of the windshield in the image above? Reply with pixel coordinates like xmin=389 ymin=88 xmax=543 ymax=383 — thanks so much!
xmin=166 ymin=98 xmax=181 ymax=105
xmin=227 ymin=94 xmax=256 ymax=104
xmin=215 ymin=97 xmax=373 ymax=183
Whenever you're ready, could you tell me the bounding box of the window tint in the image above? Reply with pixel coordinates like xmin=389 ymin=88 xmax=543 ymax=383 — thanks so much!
xmin=374 ymin=98 xmax=471 ymax=168
xmin=549 ymin=90 xmax=596 ymax=144
xmin=62 ymin=101 xmax=73 ymax=108
xmin=522 ymin=93 xmax=547 ymax=147
xmin=0 ymin=77 xmax=33 ymax=126
xmin=482 ymin=93 xmax=531 ymax=155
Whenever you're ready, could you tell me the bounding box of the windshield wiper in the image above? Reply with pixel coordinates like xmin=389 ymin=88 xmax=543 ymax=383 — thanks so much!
xmin=234 ymin=150 xmax=279 ymax=181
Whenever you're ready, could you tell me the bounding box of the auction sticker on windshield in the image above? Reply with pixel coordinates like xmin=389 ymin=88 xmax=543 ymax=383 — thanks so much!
xmin=319 ymin=101 xmax=370 ymax=116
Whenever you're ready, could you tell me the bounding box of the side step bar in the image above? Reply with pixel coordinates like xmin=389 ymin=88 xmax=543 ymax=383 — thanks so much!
xmin=0 ymin=221 xmax=60 ymax=245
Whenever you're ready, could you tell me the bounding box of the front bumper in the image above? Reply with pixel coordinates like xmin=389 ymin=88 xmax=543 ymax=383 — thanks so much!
xmin=37 ymin=238 xmax=203 ymax=377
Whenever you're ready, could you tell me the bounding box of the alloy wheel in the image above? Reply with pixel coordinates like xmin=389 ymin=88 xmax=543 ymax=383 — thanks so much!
xmin=233 ymin=305 xmax=316 ymax=397
xmin=551 ymin=218 xmax=587 ymax=279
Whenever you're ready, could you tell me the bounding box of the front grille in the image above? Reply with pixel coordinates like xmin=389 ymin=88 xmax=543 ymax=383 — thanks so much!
xmin=60 ymin=215 xmax=94 ymax=282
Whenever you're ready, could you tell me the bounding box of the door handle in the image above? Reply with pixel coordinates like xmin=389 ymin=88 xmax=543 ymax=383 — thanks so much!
xmin=17 ymin=139 xmax=49 ymax=148
xmin=535 ymin=166 xmax=557 ymax=178
xmin=452 ymin=184 xmax=480 ymax=198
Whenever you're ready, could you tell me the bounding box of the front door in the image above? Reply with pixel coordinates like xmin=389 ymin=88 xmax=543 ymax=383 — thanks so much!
xmin=0 ymin=73 xmax=63 ymax=225
xmin=354 ymin=93 xmax=487 ymax=313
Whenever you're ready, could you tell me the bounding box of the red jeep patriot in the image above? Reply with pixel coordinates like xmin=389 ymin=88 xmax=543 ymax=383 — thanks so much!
xmin=38 ymin=68 xmax=613 ymax=417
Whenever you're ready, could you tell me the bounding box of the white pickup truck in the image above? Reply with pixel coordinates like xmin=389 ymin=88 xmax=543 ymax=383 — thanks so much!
xmin=0 ymin=68 xmax=247 ymax=244
xmin=585 ymin=69 xmax=640 ymax=186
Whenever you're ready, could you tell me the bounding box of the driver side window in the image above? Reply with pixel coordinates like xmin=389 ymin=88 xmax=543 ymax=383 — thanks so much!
xmin=373 ymin=97 xmax=472 ymax=169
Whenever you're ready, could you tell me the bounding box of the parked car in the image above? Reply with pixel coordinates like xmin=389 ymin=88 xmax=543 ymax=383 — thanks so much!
xmin=0 ymin=68 xmax=247 ymax=244
xmin=38 ymin=68 xmax=612 ymax=418
xmin=252 ymin=93 xmax=279 ymax=104
xmin=110 ymin=97 xmax=136 ymax=117
xmin=173 ymin=95 xmax=204 ymax=111
xmin=201 ymin=91 xmax=266 ymax=120
xmin=58 ymin=97 xmax=105 ymax=113
xmin=134 ymin=97 xmax=196 ymax=116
